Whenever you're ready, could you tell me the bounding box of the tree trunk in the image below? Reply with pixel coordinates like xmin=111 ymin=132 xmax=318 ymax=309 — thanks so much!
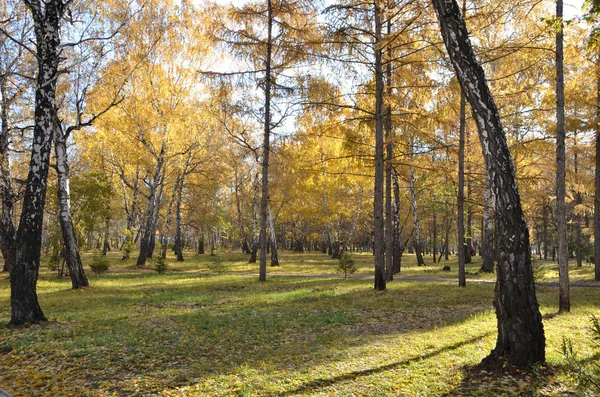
xmin=160 ymin=178 xmax=178 ymax=260
xmin=555 ymin=0 xmax=570 ymax=312
xmin=268 ymin=205 xmax=279 ymax=266
xmin=257 ymin=0 xmax=273 ymax=282
xmin=392 ymin=168 xmax=402 ymax=274
xmin=11 ymin=0 xmax=68 ymax=325
xmin=456 ymin=0 xmax=467 ymax=287
xmin=409 ymin=163 xmax=425 ymax=266
xmin=136 ymin=143 xmax=165 ymax=266
xmin=385 ymin=10 xmax=394 ymax=282
xmin=0 ymin=76 xmax=16 ymax=273
xmin=543 ymin=201 xmax=549 ymax=260
xmin=595 ymin=52 xmax=600 ymax=281
xmin=249 ymin=171 xmax=259 ymax=263
xmin=481 ymin=183 xmax=494 ymax=273
xmin=174 ymin=151 xmax=192 ymax=262
xmin=373 ymin=0 xmax=386 ymax=290
xmin=432 ymin=0 xmax=545 ymax=366
xmin=55 ymin=129 xmax=89 ymax=288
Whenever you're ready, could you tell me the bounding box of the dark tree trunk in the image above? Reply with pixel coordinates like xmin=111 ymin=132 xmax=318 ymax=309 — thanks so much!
xmin=55 ymin=128 xmax=89 ymax=288
xmin=198 ymin=237 xmax=204 ymax=254
xmin=542 ymin=202 xmax=549 ymax=260
xmin=409 ymin=163 xmax=425 ymax=266
xmin=456 ymin=0 xmax=467 ymax=288
xmin=267 ymin=205 xmax=279 ymax=266
xmin=385 ymin=12 xmax=394 ymax=282
xmin=0 ymin=76 xmax=16 ymax=274
xmin=432 ymin=0 xmax=545 ymax=366
xmin=373 ymin=0 xmax=386 ymax=290
xmin=555 ymin=0 xmax=570 ymax=312
xmin=10 ymin=0 xmax=68 ymax=325
xmin=432 ymin=197 xmax=438 ymax=263
xmin=595 ymin=53 xmax=600 ymax=281
xmin=101 ymin=213 xmax=110 ymax=256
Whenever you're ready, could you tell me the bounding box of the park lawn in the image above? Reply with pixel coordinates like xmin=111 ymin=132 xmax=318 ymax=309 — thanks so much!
xmin=75 ymin=250 xmax=599 ymax=285
xmin=0 ymin=256 xmax=599 ymax=396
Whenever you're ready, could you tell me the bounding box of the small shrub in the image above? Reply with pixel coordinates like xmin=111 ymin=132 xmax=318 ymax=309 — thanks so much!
xmin=562 ymin=315 xmax=600 ymax=392
xmin=153 ymin=256 xmax=168 ymax=274
xmin=89 ymin=252 xmax=110 ymax=274
xmin=337 ymin=252 xmax=357 ymax=279
xmin=207 ymin=255 xmax=227 ymax=274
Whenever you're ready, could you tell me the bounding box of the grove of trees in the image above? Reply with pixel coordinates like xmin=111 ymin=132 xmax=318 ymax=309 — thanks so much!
xmin=2 ymin=0 xmax=600 ymax=368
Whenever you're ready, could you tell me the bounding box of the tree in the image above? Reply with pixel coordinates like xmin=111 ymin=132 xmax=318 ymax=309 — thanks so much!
xmin=555 ymin=0 xmax=570 ymax=313
xmin=431 ymin=0 xmax=545 ymax=366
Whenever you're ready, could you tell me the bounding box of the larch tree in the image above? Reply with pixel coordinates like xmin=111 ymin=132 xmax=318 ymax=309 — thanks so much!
xmin=431 ymin=0 xmax=545 ymax=367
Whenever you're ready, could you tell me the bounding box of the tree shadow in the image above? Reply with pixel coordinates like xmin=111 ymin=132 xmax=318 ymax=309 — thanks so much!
xmin=270 ymin=332 xmax=492 ymax=396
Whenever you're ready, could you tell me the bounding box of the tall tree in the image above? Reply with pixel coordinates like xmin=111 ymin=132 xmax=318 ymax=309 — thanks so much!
xmin=556 ymin=0 xmax=570 ymax=312
xmin=10 ymin=0 xmax=67 ymax=325
xmin=431 ymin=0 xmax=545 ymax=366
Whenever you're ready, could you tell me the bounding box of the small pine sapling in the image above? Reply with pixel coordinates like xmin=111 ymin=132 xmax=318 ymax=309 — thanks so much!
xmin=338 ymin=252 xmax=357 ymax=279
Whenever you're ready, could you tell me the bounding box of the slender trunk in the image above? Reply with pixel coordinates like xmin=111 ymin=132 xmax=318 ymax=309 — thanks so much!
xmin=11 ymin=1 xmax=67 ymax=325
xmin=432 ymin=0 xmax=545 ymax=366
xmin=174 ymin=151 xmax=192 ymax=262
xmin=148 ymin=179 xmax=164 ymax=259
xmin=392 ymin=168 xmax=402 ymax=273
xmin=136 ymin=143 xmax=166 ymax=266
xmin=161 ymin=178 xmax=178 ymax=260
xmin=373 ymin=0 xmax=386 ymax=290
xmin=55 ymin=130 xmax=88 ymax=288
xmin=409 ymin=163 xmax=424 ymax=266
xmin=385 ymin=8 xmax=394 ymax=281
xmin=258 ymin=0 xmax=273 ymax=282
xmin=432 ymin=198 xmax=438 ymax=263
xmin=556 ymin=0 xmax=570 ymax=312
xmin=268 ymin=204 xmax=279 ymax=266
xmin=101 ymin=211 xmax=110 ymax=256
xmin=481 ymin=183 xmax=494 ymax=272
xmin=249 ymin=171 xmax=259 ymax=263
xmin=466 ymin=171 xmax=472 ymax=264
xmin=0 ymin=77 xmax=16 ymax=273
xmin=543 ymin=202 xmax=549 ymax=260
xmin=456 ymin=0 xmax=467 ymax=287
xmin=595 ymin=51 xmax=600 ymax=281
xmin=574 ymin=133 xmax=582 ymax=268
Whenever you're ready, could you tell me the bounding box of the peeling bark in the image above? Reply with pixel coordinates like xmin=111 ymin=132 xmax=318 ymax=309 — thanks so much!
xmin=55 ymin=127 xmax=88 ymax=288
xmin=432 ymin=0 xmax=545 ymax=366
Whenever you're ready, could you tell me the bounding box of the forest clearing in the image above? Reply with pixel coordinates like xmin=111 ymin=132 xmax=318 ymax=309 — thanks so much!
xmin=3 ymin=0 xmax=600 ymax=395
xmin=0 ymin=251 xmax=599 ymax=396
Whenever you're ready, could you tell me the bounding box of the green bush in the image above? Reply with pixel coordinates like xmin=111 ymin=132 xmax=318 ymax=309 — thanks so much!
xmin=337 ymin=252 xmax=357 ymax=279
xmin=153 ymin=256 xmax=168 ymax=274
xmin=89 ymin=252 xmax=110 ymax=274
xmin=562 ymin=315 xmax=600 ymax=392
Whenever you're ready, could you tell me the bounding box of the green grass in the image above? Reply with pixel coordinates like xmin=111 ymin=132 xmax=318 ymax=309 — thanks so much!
xmin=0 ymin=250 xmax=599 ymax=396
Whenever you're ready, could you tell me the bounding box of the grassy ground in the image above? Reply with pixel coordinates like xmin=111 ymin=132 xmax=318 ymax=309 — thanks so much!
xmin=0 ymin=250 xmax=598 ymax=396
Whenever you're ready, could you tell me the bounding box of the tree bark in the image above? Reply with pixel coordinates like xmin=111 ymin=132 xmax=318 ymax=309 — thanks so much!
xmin=373 ymin=0 xmax=386 ymax=290
xmin=456 ymin=0 xmax=467 ymax=287
xmin=555 ymin=0 xmax=570 ymax=312
xmin=267 ymin=204 xmax=279 ymax=266
xmin=136 ymin=142 xmax=166 ymax=266
xmin=385 ymin=8 xmax=394 ymax=282
xmin=55 ymin=127 xmax=89 ymax=288
xmin=0 ymin=76 xmax=16 ymax=274
xmin=481 ymin=183 xmax=494 ymax=273
xmin=11 ymin=0 xmax=68 ymax=325
xmin=432 ymin=0 xmax=545 ymax=366
xmin=595 ymin=52 xmax=600 ymax=281
xmin=392 ymin=168 xmax=402 ymax=273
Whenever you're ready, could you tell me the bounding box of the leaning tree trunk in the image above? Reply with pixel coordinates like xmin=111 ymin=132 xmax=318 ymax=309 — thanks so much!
xmin=0 ymin=77 xmax=16 ymax=273
xmin=555 ymin=0 xmax=570 ymax=312
xmin=432 ymin=0 xmax=545 ymax=367
xmin=373 ymin=0 xmax=386 ymax=290
xmin=55 ymin=128 xmax=89 ymax=288
xmin=481 ymin=183 xmax=494 ymax=273
xmin=11 ymin=0 xmax=68 ymax=325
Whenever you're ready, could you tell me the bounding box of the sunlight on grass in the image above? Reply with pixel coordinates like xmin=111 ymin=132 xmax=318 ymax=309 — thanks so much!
xmin=0 ymin=251 xmax=599 ymax=396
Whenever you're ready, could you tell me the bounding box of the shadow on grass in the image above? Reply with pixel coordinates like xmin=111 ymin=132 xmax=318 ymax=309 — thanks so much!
xmin=271 ymin=332 xmax=493 ymax=396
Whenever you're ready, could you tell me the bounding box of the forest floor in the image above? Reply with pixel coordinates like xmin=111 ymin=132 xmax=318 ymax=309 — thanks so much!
xmin=0 ymin=251 xmax=599 ymax=396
